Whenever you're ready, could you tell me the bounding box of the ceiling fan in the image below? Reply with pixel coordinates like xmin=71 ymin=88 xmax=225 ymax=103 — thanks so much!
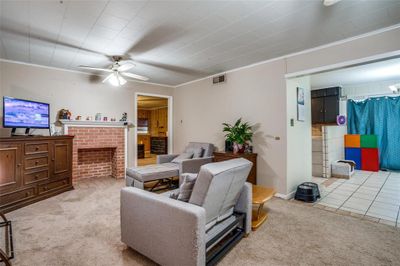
xmin=78 ymin=56 xmax=149 ymax=87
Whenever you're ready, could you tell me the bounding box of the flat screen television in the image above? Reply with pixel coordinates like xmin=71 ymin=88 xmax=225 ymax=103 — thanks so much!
xmin=3 ymin=97 xmax=50 ymax=130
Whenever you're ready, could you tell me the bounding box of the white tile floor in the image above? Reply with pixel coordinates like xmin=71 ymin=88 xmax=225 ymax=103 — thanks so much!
xmin=316 ymin=170 xmax=400 ymax=227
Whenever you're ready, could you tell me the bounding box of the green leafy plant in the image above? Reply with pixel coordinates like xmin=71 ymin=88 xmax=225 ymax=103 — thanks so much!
xmin=222 ymin=118 xmax=253 ymax=145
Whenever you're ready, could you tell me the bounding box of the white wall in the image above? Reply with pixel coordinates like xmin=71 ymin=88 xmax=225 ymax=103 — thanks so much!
xmin=173 ymin=26 xmax=400 ymax=196
xmin=286 ymin=76 xmax=311 ymax=195
xmin=173 ymin=59 xmax=288 ymax=193
xmin=0 ymin=61 xmax=173 ymax=167
xmin=343 ymin=79 xmax=400 ymax=100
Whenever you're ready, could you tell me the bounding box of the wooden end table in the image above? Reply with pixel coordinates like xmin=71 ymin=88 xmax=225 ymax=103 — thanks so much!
xmin=252 ymin=185 xmax=276 ymax=231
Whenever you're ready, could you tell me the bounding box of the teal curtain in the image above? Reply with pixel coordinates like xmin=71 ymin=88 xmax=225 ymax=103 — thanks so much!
xmin=347 ymin=96 xmax=400 ymax=170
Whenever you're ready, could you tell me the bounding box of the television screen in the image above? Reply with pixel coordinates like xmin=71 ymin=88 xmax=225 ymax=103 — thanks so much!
xmin=3 ymin=97 xmax=50 ymax=128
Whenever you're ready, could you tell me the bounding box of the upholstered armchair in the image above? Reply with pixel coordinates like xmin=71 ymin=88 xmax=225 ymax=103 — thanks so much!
xmin=121 ymin=158 xmax=253 ymax=266
xmin=157 ymin=142 xmax=214 ymax=180
xmin=126 ymin=142 xmax=214 ymax=189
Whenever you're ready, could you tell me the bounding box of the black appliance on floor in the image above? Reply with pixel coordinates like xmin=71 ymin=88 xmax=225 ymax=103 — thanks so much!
xmin=294 ymin=182 xmax=320 ymax=203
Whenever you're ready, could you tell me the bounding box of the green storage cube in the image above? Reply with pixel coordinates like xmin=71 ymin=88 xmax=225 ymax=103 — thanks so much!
xmin=361 ymin=135 xmax=378 ymax=148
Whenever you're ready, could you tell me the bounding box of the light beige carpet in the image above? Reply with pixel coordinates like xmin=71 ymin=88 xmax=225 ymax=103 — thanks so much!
xmin=7 ymin=177 xmax=400 ymax=266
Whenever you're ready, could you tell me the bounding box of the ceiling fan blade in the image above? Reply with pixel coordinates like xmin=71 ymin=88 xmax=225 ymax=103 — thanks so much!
xmin=118 ymin=63 xmax=135 ymax=72
xmin=121 ymin=72 xmax=149 ymax=81
xmin=102 ymin=73 xmax=113 ymax=83
xmin=79 ymin=65 xmax=112 ymax=72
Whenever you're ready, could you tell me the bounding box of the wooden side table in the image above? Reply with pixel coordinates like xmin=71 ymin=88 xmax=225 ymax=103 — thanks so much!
xmin=252 ymin=185 xmax=276 ymax=231
xmin=213 ymin=152 xmax=257 ymax=184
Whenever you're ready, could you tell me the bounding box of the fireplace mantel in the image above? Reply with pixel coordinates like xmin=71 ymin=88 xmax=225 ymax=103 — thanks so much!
xmin=59 ymin=119 xmax=132 ymax=128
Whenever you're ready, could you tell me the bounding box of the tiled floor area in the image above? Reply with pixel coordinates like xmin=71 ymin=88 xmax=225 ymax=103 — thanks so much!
xmin=315 ymin=170 xmax=400 ymax=227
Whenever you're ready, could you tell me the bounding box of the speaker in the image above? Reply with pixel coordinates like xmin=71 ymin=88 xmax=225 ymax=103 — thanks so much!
xmin=225 ymin=140 xmax=233 ymax=152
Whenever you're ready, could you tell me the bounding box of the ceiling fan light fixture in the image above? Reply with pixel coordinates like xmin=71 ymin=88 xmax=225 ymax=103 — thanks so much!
xmin=323 ymin=0 xmax=342 ymax=6
xmin=108 ymin=72 xmax=127 ymax=87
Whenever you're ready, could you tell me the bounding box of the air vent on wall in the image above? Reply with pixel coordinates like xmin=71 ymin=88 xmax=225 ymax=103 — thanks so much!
xmin=212 ymin=74 xmax=226 ymax=84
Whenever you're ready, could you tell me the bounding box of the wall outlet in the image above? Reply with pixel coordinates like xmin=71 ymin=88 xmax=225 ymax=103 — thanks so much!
xmin=290 ymin=119 xmax=294 ymax=127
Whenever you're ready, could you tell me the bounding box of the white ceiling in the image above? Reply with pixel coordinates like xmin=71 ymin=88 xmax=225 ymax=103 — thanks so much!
xmin=310 ymin=57 xmax=400 ymax=89
xmin=1 ymin=0 xmax=400 ymax=86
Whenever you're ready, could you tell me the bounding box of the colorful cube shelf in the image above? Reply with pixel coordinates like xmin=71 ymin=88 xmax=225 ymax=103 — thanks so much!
xmin=344 ymin=134 xmax=360 ymax=148
xmin=344 ymin=134 xmax=379 ymax=172
xmin=345 ymin=148 xmax=361 ymax=170
xmin=361 ymin=148 xmax=379 ymax=171
xmin=361 ymin=135 xmax=378 ymax=148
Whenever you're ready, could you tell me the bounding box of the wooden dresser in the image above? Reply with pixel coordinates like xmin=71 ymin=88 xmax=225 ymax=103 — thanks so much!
xmin=0 ymin=136 xmax=74 ymax=213
xmin=213 ymin=152 xmax=257 ymax=184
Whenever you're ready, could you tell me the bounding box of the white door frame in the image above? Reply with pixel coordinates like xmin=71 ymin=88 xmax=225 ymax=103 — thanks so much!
xmin=133 ymin=92 xmax=173 ymax=167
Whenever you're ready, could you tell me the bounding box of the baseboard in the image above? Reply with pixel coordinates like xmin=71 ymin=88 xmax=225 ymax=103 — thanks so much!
xmin=274 ymin=190 xmax=296 ymax=200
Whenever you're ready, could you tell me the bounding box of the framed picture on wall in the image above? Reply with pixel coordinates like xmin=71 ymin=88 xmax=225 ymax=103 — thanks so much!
xmin=297 ymin=87 xmax=305 ymax=121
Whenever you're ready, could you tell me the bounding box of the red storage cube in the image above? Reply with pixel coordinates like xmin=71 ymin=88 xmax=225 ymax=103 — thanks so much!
xmin=361 ymin=148 xmax=379 ymax=171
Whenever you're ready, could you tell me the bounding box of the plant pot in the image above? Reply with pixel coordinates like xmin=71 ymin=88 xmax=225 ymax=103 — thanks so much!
xmin=233 ymin=143 xmax=245 ymax=154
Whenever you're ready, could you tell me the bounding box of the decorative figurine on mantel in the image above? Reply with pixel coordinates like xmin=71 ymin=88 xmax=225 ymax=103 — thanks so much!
xmin=95 ymin=113 xmax=102 ymax=121
xmin=120 ymin=112 xmax=127 ymax=122
xmin=58 ymin=109 xmax=71 ymax=120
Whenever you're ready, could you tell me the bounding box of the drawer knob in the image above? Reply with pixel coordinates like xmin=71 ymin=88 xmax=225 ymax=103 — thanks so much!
xmin=35 ymin=146 xmax=39 ymax=151
xmin=35 ymin=161 xmax=39 ymax=165
xmin=35 ymin=174 xmax=39 ymax=179
xmin=25 ymin=192 xmax=30 ymax=197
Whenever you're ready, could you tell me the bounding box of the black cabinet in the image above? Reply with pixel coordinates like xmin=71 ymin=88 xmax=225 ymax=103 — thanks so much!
xmin=151 ymin=137 xmax=168 ymax=155
xmin=311 ymin=87 xmax=341 ymax=124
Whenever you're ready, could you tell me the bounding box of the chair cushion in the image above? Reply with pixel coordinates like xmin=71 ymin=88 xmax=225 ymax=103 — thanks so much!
xmin=189 ymin=158 xmax=252 ymax=225
xmin=185 ymin=147 xmax=204 ymax=158
xmin=126 ymin=163 xmax=179 ymax=182
xmin=171 ymin=152 xmax=194 ymax=163
xmin=185 ymin=142 xmax=214 ymax=157
xmin=177 ymin=174 xmax=198 ymax=202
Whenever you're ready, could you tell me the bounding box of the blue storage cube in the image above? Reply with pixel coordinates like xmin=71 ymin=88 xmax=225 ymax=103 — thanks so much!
xmin=345 ymin=148 xmax=361 ymax=170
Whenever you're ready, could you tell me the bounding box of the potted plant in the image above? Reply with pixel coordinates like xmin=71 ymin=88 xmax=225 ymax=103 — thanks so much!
xmin=222 ymin=118 xmax=253 ymax=153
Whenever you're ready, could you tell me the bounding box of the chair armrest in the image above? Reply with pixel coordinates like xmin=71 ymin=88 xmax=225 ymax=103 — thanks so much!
xmin=179 ymin=157 xmax=213 ymax=175
xmin=157 ymin=154 xmax=179 ymax=164
xmin=234 ymin=182 xmax=252 ymax=234
xmin=120 ymin=187 xmax=206 ymax=266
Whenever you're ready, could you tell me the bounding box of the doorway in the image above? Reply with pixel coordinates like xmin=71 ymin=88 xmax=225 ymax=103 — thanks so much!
xmin=134 ymin=93 xmax=173 ymax=166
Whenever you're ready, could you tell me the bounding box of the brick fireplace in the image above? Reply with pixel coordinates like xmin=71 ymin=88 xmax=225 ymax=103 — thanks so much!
xmin=61 ymin=121 xmax=127 ymax=181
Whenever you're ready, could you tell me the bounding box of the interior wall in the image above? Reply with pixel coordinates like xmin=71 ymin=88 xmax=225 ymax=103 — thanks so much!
xmin=286 ymin=76 xmax=312 ymax=195
xmin=173 ymin=26 xmax=400 ymax=196
xmin=286 ymin=27 xmax=400 ymax=74
xmin=343 ymin=79 xmax=400 ymax=99
xmin=173 ymin=59 xmax=288 ymax=193
xmin=0 ymin=61 xmax=173 ymax=167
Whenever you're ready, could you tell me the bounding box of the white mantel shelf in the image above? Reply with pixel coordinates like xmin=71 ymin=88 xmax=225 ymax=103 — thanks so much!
xmin=59 ymin=119 xmax=133 ymax=127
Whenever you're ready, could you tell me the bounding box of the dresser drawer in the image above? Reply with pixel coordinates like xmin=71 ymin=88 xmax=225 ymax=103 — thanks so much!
xmin=24 ymin=169 xmax=49 ymax=184
xmin=25 ymin=143 xmax=49 ymax=155
xmin=0 ymin=187 xmax=36 ymax=208
xmin=25 ymin=156 xmax=49 ymax=170
xmin=38 ymin=178 xmax=69 ymax=195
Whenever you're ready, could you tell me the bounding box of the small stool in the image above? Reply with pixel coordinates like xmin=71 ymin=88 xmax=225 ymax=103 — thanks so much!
xmin=251 ymin=185 xmax=276 ymax=231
